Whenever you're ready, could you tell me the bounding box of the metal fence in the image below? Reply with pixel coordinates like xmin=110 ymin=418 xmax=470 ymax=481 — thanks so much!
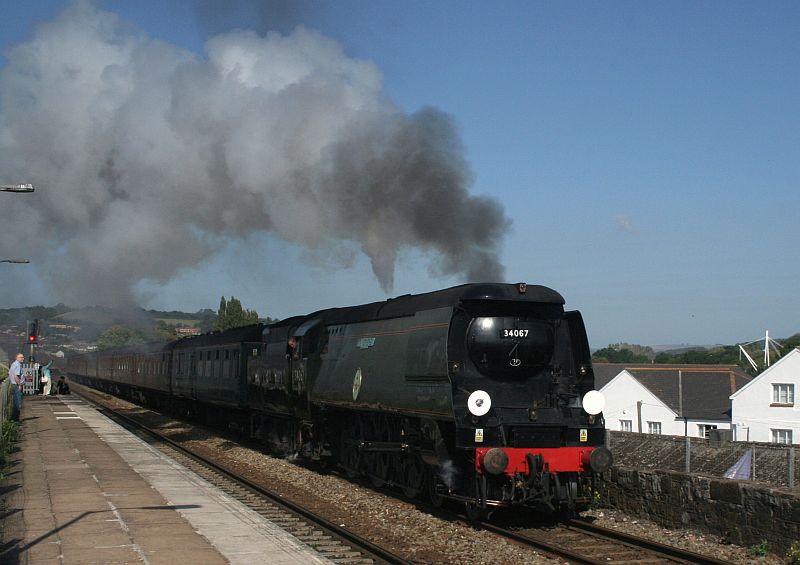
xmin=607 ymin=430 xmax=798 ymax=489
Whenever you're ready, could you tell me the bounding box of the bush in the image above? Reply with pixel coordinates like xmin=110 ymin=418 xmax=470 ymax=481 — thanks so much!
xmin=748 ymin=539 xmax=769 ymax=558
xmin=786 ymin=541 xmax=800 ymax=564
xmin=588 ymin=489 xmax=602 ymax=510
xmin=2 ymin=420 xmax=20 ymax=445
xmin=0 ymin=420 xmax=20 ymax=470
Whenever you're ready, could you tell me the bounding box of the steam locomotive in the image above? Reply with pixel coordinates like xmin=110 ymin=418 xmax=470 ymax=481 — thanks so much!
xmin=67 ymin=283 xmax=611 ymax=516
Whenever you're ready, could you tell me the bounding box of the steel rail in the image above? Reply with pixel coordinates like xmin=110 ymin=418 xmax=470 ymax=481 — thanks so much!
xmin=475 ymin=518 xmax=736 ymax=565
xmin=76 ymin=390 xmax=409 ymax=565
xmin=475 ymin=520 xmax=614 ymax=565
xmin=566 ymin=518 xmax=734 ymax=565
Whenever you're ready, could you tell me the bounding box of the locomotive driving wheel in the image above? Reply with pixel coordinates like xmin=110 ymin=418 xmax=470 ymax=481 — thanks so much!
xmin=365 ymin=415 xmax=392 ymax=488
xmin=427 ymin=466 xmax=445 ymax=507
xmin=399 ymin=453 xmax=425 ymax=498
xmin=340 ymin=419 xmax=362 ymax=479
xmin=464 ymin=501 xmax=495 ymax=521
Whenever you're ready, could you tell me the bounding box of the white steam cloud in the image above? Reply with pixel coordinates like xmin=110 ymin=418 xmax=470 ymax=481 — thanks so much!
xmin=0 ymin=1 xmax=508 ymax=306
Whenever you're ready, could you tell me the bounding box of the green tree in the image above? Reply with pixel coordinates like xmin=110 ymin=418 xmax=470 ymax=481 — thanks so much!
xmin=197 ymin=309 xmax=217 ymax=332
xmin=592 ymin=347 xmax=650 ymax=364
xmin=96 ymin=326 xmax=147 ymax=351
xmin=608 ymin=342 xmax=655 ymax=360
xmin=653 ymin=346 xmax=746 ymax=368
xmin=215 ymin=296 xmax=228 ymax=331
xmin=214 ymin=296 xmax=259 ymax=331
xmin=154 ymin=320 xmax=178 ymax=341
xmin=782 ymin=333 xmax=800 ymax=351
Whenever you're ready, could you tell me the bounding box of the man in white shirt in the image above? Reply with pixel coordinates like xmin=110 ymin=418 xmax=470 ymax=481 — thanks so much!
xmin=8 ymin=353 xmax=24 ymax=421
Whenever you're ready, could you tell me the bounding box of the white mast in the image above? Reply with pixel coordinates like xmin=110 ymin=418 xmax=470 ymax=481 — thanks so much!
xmin=739 ymin=345 xmax=758 ymax=372
xmin=740 ymin=330 xmax=782 ymax=371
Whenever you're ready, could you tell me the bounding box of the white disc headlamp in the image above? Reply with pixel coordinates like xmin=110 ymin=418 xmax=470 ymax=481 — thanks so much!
xmin=582 ymin=390 xmax=605 ymax=416
xmin=467 ymin=390 xmax=492 ymax=416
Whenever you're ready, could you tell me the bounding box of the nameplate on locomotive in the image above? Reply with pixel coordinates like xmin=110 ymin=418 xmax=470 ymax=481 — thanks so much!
xmin=356 ymin=337 xmax=376 ymax=349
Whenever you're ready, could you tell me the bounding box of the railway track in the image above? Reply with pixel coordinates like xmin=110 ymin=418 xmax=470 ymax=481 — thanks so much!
xmin=75 ymin=390 xmax=408 ymax=565
xmin=477 ymin=517 xmax=735 ymax=565
xmin=75 ymin=386 xmax=737 ymax=565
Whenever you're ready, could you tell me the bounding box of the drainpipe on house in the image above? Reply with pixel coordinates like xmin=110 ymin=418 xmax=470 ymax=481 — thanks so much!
xmin=678 ymin=370 xmax=684 ymax=435
xmin=636 ymin=400 xmax=642 ymax=433
xmin=685 ymin=435 xmax=691 ymax=473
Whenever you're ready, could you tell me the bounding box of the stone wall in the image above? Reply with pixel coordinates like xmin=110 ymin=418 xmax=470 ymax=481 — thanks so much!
xmin=599 ymin=467 xmax=800 ymax=554
xmin=607 ymin=430 xmax=798 ymax=488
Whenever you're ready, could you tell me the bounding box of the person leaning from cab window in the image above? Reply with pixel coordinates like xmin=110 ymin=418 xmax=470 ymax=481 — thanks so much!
xmin=8 ymin=353 xmax=24 ymax=421
xmin=286 ymin=337 xmax=300 ymax=360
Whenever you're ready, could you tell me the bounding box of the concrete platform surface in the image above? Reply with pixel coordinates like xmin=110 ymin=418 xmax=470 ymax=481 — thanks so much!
xmin=0 ymin=395 xmax=332 ymax=564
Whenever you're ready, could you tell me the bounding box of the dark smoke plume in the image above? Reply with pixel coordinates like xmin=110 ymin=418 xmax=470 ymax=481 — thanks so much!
xmin=0 ymin=1 xmax=508 ymax=306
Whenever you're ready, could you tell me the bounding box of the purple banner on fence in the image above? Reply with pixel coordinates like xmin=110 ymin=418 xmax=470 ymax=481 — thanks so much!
xmin=723 ymin=449 xmax=752 ymax=480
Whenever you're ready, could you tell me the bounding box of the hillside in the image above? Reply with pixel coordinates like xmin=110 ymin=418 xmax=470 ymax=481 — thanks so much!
xmin=0 ymin=305 xmax=217 ymax=347
xmin=593 ymin=333 xmax=800 ymax=374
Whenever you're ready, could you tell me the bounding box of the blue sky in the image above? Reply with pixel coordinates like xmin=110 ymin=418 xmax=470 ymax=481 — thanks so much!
xmin=1 ymin=1 xmax=798 ymax=348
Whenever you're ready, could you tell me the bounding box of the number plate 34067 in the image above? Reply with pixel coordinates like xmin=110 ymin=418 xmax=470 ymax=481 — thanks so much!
xmin=502 ymin=329 xmax=529 ymax=338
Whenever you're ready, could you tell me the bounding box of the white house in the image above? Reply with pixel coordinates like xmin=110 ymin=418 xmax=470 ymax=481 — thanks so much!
xmin=730 ymin=348 xmax=800 ymax=444
xmin=594 ymin=364 xmax=751 ymax=438
xmin=598 ymin=370 xmax=683 ymax=435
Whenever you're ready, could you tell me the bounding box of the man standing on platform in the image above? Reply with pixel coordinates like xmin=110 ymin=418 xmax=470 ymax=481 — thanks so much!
xmin=8 ymin=353 xmax=24 ymax=421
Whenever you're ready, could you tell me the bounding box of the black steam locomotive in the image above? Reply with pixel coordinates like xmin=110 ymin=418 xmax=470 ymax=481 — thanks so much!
xmin=67 ymin=283 xmax=611 ymax=516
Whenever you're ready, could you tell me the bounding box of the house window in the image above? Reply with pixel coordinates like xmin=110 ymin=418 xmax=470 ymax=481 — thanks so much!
xmin=772 ymin=429 xmax=793 ymax=445
xmin=647 ymin=421 xmax=662 ymax=435
xmin=698 ymin=424 xmax=717 ymax=439
xmin=620 ymin=420 xmax=632 ymax=432
xmin=772 ymin=384 xmax=794 ymax=405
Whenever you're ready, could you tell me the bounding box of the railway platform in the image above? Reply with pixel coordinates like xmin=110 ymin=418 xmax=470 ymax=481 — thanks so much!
xmin=0 ymin=394 xmax=332 ymax=564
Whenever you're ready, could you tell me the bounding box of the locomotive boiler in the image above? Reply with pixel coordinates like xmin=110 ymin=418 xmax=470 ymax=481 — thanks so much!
xmin=67 ymin=282 xmax=611 ymax=516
